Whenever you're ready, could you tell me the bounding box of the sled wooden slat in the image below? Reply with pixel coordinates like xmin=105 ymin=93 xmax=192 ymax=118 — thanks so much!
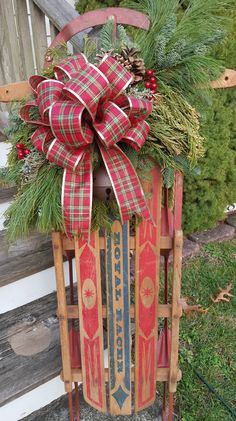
xmin=74 ymin=232 xmax=106 ymax=412
xmin=52 ymin=232 xmax=72 ymax=393
xmin=173 ymin=172 xmax=184 ymax=231
xmin=134 ymin=166 xmax=162 ymax=411
xmin=169 ymin=230 xmax=183 ymax=394
xmin=106 ymin=221 xmax=132 ymax=415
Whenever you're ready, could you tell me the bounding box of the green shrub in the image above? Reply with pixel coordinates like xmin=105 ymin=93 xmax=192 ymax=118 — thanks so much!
xmin=183 ymin=12 xmax=236 ymax=234
xmin=75 ymin=0 xmax=123 ymax=14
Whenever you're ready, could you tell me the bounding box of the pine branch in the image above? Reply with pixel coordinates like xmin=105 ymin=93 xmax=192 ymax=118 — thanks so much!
xmin=163 ymin=167 xmax=175 ymax=188
xmin=116 ymin=25 xmax=137 ymax=49
xmin=100 ymin=19 xmax=114 ymax=51
xmin=83 ymin=35 xmax=97 ymax=60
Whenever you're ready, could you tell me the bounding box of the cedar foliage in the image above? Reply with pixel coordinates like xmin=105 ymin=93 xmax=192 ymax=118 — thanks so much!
xmin=182 ymin=10 xmax=236 ymax=233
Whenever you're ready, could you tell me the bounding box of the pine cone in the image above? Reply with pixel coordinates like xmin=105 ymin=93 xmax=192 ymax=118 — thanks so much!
xmin=114 ymin=46 xmax=146 ymax=85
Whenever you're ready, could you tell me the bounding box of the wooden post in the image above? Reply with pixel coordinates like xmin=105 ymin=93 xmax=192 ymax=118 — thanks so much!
xmin=52 ymin=232 xmax=72 ymax=393
xmin=0 ymin=0 xmax=25 ymax=106
xmin=28 ymin=0 xmax=48 ymax=72
xmin=14 ymin=0 xmax=35 ymax=78
xmin=169 ymin=230 xmax=183 ymax=394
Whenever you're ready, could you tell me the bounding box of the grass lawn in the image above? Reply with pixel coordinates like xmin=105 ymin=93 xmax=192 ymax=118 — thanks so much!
xmin=175 ymin=237 xmax=236 ymax=420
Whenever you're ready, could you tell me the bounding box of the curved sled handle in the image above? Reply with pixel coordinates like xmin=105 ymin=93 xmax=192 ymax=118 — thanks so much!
xmin=47 ymin=7 xmax=150 ymax=49
xmin=0 ymin=7 xmax=150 ymax=102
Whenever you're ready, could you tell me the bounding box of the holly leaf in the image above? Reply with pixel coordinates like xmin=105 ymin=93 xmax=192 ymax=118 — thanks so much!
xmin=211 ymin=283 xmax=234 ymax=303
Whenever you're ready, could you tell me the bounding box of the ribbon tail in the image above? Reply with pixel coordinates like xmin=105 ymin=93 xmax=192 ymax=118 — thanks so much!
xmin=62 ymin=149 xmax=93 ymax=240
xmin=99 ymin=143 xmax=152 ymax=224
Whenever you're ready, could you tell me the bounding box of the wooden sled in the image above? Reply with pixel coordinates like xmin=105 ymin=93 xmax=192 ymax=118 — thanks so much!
xmin=51 ymin=163 xmax=184 ymax=420
xmin=0 ymin=7 xmax=188 ymax=420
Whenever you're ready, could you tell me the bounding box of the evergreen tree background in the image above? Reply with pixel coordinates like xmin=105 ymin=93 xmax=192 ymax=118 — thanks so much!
xmin=182 ymin=11 xmax=236 ymax=233
xmin=75 ymin=0 xmax=123 ymax=14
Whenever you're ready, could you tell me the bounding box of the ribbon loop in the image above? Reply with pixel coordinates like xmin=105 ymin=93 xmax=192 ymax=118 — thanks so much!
xmin=46 ymin=139 xmax=86 ymax=172
xmin=20 ymin=101 xmax=49 ymax=126
xmin=29 ymin=75 xmax=47 ymax=95
xmin=50 ymin=102 xmax=94 ymax=148
xmin=123 ymin=121 xmax=150 ymax=151
xmin=31 ymin=127 xmax=54 ymax=154
xmin=37 ymin=80 xmax=64 ymax=119
xmin=63 ymin=64 xmax=109 ymax=119
xmin=98 ymin=56 xmax=133 ymax=99
xmin=94 ymin=101 xmax=131 ymax=148
xmin=54 ymin=54 xmax=88 ymax=83
xmin=124 ymin=97 xmax=153 ymax=122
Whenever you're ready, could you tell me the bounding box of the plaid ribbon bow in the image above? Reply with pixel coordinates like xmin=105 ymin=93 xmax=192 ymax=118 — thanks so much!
xmin=20 ymin=53 xmax=153 ymax=239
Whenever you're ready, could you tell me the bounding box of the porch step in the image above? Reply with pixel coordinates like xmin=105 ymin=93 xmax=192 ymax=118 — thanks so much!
xmin=0 ymin=230 xmax=53 ymax=288
xmin=0 ymin=291 xmax=61 ymax=407
xmin=0 ymin=186 xmax=16 ymax=204
xmin=21 ymin=386 xmax=163 ymax=420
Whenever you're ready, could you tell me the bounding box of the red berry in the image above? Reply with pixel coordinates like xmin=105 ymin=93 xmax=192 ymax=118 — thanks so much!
xmin=18 ymin=151 xmax=25 ymax=160
xmin=151 ymin=83 xmax=158 ymax=90
xmin=146 ymin=69 xmax=153 ymax=77
xmin=151 ymin=89 xmax=157 ymax=95
xmin=16 ymin=143 xmax=25 ymax=149
xmin=145 ymin=81 xmax=151 ymax=89
xmin=24 ymin=148 xmax=31 ymax=155
xmin=150 ymin=76 xmax=156 ymax=83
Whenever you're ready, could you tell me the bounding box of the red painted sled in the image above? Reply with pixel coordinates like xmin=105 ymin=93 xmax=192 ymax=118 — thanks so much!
xmin=52 ymin=164 xmax=183 ymax=420
xmin=0 ymin=7 xmax=185 ymax=420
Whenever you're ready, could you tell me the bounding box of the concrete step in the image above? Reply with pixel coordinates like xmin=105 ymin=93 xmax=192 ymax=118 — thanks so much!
xmin=21 ymin=386 xmax=163 ymax=421
xmin=0 ymin=377 xmax=65 ymax=420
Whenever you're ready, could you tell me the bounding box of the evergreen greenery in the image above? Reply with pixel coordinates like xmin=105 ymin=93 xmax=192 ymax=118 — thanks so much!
xmin=2 ymin=0 xmax=235 ymax=239
xmin=143 ymin=88 xmax=204 ymax=170
xmin=75 ymin=0 xmax=123 ymax=14
xmin=99 ymin=20 xmax=136 ymax=52
xmin=123 ymin=0 xmax=234 ymax=100
xmin=183 ymin=10 xmax=236 ymax=233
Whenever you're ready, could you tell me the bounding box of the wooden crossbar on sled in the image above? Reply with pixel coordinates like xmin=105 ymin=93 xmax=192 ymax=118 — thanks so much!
xmin=52 ymin=165 xmax=183 ymax=416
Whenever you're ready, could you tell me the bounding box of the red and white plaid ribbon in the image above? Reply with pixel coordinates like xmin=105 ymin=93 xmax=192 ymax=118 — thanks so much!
xmin=20 ymin=54 xmax=153 ymax=239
